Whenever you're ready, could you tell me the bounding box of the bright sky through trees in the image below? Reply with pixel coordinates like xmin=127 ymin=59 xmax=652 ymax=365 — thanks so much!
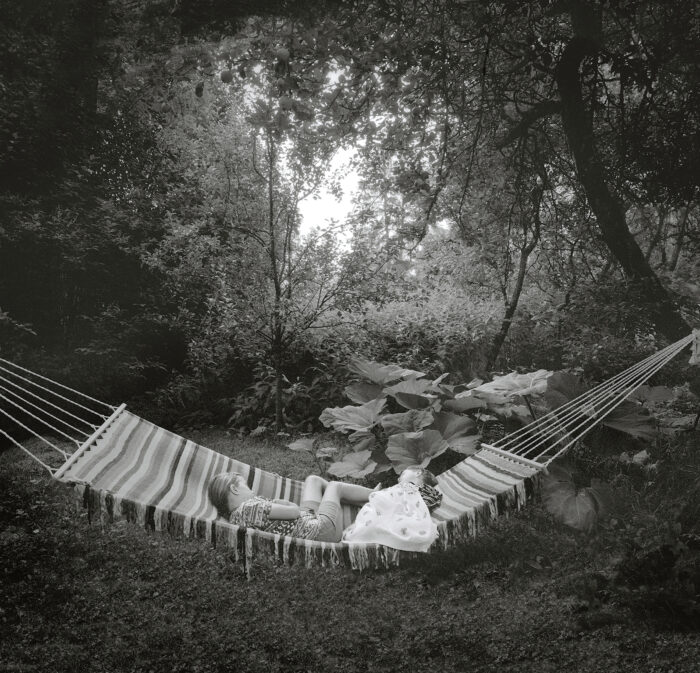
xmin=298 ymin=148 xmax=358 ymax=236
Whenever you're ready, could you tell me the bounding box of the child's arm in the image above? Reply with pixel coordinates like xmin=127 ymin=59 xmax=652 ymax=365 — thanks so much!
xmin=268 ymin=502 xmax=301 ymax=520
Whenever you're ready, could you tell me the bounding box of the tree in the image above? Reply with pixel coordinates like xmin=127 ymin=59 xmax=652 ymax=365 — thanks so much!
xmin=271 ymin=0 xmax=698 ymax=343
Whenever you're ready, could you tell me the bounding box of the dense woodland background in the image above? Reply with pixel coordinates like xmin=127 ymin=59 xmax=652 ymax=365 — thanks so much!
xmin=1 ymin=0 xmax=699 ymax=433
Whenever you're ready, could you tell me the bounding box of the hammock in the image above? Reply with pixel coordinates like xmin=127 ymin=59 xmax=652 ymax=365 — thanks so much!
xmin=1 ymin=330 xmax=698 ymax=571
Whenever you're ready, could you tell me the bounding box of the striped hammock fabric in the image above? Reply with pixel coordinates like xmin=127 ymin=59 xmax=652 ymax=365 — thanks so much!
xmin=54 ymin=409 xmax=542 ymax=571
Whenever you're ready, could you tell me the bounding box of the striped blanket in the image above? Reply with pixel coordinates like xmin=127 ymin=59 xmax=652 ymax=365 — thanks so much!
xmin=55 ymin=409 xmax=544 ymax=571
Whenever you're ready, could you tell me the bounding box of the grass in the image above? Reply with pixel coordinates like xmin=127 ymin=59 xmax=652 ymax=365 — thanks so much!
xmin=2 ymin=430 xmax=700 ymax=673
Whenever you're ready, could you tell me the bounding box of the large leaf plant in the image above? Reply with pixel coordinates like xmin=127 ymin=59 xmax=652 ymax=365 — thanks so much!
xmin=319 ymin=357 xmax=665 ymax=480
xmin=320 ymin=357 xmax=487 ymax=478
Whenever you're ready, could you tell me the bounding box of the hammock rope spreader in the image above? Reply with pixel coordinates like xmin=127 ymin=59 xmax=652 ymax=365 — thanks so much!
xmin=1 ymin=329 xmax=698 ymax=571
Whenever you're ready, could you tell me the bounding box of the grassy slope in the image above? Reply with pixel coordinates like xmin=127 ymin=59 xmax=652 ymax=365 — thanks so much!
xmin=1 ymin=432 xmax=699 ymax=673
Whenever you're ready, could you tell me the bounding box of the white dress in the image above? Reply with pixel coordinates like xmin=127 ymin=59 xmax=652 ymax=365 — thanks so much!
xmin=342 ymin=482 xmax=438 ymax=552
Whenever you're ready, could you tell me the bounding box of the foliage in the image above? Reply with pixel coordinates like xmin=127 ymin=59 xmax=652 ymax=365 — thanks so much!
xmin=547 ymin=427 xmax=700 ymax=630
xmin=542 ymin=461 xmax=616 ymax=532
xmin=285 ymin=437 xmax=339 ymax=477
xmin=320 ymin=357 xmax=487 ymax=477
xmin=1 ymin=0 xmax=698 ymax=434
xmin=321 ymin=348 xmax=681 ymax=479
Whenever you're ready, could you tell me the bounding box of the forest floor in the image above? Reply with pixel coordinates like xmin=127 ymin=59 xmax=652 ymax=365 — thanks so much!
xmin=1 ymin=429 xmax=699 ymax=673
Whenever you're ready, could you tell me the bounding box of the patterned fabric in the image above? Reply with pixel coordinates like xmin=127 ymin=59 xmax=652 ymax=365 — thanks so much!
xmin=418 ymin=484 xmax=442 ymax=511
xmin=228 ymin=495 xmax=321 ymax=539
xmin=342 ymin=482 xmax=439 ymax=552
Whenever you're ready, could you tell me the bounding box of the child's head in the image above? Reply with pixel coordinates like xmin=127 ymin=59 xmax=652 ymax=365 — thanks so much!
xmin=208 ymin=471 xmax=251 ymax=517
xmin=398 ymin=466 xmax=438 ymax=487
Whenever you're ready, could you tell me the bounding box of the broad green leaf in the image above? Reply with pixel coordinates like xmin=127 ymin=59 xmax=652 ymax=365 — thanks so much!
xmin=542 ymin=462 xmax=615 ymax=531
xmin=430 ymin=412 xmax=479 ymax=454
xmin=443 ymin=394 xmax=486 ymax=412
xmin=344 ymin=382 xmax=385 ymax=404
xmin=319 ymin=397 xmax=386 ymax=433
xmin=542 ymin=371 xmax=590 ymax=410
xmin=348 ymin=357 xmax=425 ymax=385
xmin=659 ymin=414 xmax=697 ymax=434
xmin=432 ymin=372 xmax=450 ymax=386
xmin=474 ymin=369 xmax=552 ymax=398
xmin=601 ymin=401 xmax=655 ymax=441
xmin=384 ymin=376 xmax=433 ymax=397
xmin=287 ymin=438 xmax=315 ymax=452
xmin=348 ymin=429 xmax=376 ymax=452
xmin=447 ymin=434 xmax=481 ymax=455
xmin=435 ymin=382 xmax=472 ymax=399
xmin=327 ymin=450 xmax=377 ymax=478
xmin=370 ymin=446 xmax=395 ymax=475
xmin=626 ymin=385 xmax=674 ymax=405
xmin=386 ymin=429 xmax=449 ymax=473
xmin=394 ymin=392 xmax=437 ymax=410
xmin=467 ymin=389 xmax=530 ymax=422
xmin=381 ymin=409 xmax=434 ymax=435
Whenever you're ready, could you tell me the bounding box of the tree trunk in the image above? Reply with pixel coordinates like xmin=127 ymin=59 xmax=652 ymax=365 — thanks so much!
xmin=668 ymin=207 xmax=689 ymax=272
xmin=554 ymin=5 xmax=690 ymax=341
xmin=486 ymin=208 xmax=541 ymax=371
xmin=486 ymin=266 xmax=525 ymax=372
xmin=273 ymin=347 xmax=285 ymax=431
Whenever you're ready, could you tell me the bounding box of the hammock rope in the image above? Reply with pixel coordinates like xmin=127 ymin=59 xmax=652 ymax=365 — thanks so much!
xmin=0 ymin=374 xmax=100 ymax=434
xmin=0 ymin=357 xmax=118 ymax=470
xmin=489 ymin=333 xmax=694 ymax=464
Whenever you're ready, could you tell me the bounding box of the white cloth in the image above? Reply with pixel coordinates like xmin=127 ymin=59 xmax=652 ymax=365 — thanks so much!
xmin=342 ymin=482 xmax=438 ymax=552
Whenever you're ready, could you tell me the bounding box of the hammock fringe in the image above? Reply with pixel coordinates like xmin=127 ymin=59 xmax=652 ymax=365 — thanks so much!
xmin=72 ymin=461 xmax=543 ymax=573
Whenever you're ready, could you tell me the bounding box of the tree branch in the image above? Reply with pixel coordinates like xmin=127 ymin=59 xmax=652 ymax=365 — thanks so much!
xmin=495 ymin=100 xmax=561 ymax=149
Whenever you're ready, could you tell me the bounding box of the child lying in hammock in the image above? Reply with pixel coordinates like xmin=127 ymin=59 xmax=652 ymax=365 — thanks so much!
xmin=208 ymin=472 xmax=376 ymax=543
xmin=208 ymin=467 xmax=442 ymax=550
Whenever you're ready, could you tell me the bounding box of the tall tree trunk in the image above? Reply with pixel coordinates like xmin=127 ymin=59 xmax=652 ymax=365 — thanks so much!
xmin=486 ymin=186 xmax=542 ymax=371
xmin=273 ymin=345 xmax=285 ymax=431
xmin=668 ymin=207 xmax=689 ymax=272
xmin=265 ymin=131 xmax=286 ymax=431
xmin=554 ymin=3 xmax=690 ymax=341
xmin=486 ymin=245 xmax=530 ymax=372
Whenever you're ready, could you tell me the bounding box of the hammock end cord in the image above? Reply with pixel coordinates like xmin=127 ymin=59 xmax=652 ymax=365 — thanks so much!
xmin=53 ymin=403 xmax=128 ymax=481
xmin=689 ymin=328 xmax=700 ymax=366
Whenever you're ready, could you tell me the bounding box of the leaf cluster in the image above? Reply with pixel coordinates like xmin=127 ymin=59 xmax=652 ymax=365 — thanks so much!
xmin=320 ymin=353 xmax=669 ymax=479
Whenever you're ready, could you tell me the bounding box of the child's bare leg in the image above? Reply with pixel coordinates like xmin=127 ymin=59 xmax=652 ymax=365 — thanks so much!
xmin=325 ymin=481 xmax=375 ymax=507
xmin=313 ymin=481 xmax=376 ymax=543
xmin=300 ymin=474 xmax=328 ymax=510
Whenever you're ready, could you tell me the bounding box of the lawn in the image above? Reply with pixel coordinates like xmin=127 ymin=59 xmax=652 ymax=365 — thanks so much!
xmin=1 ymin=430 xmax=699 ymax=673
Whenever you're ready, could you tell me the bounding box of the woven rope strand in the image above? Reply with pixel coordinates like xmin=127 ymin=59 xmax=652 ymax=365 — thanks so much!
xmin=0 ymin=392 xmax=80 ymax=448
xmin=0 ymin=382 xmax=94 ymax=438
xmin=0 ymin=359 xmax=115 ymax=411
xmin=0 ymin=373 xmax=98 ymax=429
xmin=492 ymin=335 xmax=691 ymax=455
xmin=0 ymin=363 xmax=112 ymax=419
xmin=505 ymin=341 xmax=680 ymax=458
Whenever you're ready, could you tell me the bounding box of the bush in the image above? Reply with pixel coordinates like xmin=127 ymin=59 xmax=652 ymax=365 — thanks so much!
xmin=557 ymin=432 xmax=700 ymax=630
